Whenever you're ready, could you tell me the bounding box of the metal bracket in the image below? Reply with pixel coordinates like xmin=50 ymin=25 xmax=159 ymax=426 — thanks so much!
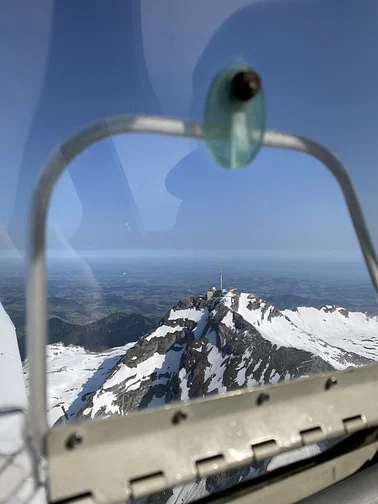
xmin=48 ymin=362 xmax=378 ymax=503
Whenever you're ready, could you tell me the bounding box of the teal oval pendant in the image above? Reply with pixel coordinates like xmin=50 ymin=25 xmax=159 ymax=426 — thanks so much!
xmin=204 ymin=66 xmax=266 ymax=169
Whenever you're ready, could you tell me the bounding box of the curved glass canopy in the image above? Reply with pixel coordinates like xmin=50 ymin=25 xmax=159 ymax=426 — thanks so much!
xmin=1 ymin=1 xmax=378 ymax=503
xmin=2 ymin=0 xmax=378 ymax=259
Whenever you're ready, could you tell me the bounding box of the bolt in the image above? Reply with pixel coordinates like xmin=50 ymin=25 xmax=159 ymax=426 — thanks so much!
xmin=172 ymin=410 xmax=188 ymax=425
xmin=325 ymin=377 xmax=338 ymax=390
xmin=66 ymin=432 xmax=83 ymax=450
xmin=256 ymin=392 xmax=270 ymax=406
xmin=231 ymin=70 xmax=262 ymax=101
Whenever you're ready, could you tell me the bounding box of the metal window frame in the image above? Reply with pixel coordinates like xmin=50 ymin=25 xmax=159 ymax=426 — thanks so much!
xmin=25 ymin=114 xmax=378 ymax=501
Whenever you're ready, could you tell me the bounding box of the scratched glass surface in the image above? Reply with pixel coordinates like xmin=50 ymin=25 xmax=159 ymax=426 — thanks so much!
xmin=1 ymin=0 xmax=378 ymax=496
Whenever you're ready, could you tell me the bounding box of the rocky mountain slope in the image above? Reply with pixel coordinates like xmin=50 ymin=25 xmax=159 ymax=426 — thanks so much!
xmin=47 ymin=312 xmax=155 ymax=351
xmin=24 ymin=342 xmax=135 ymax=426
xmin=15 ymin=312 xmax=155 ymax=360
xmin=77 ymin=289 xmax=376 ymax=421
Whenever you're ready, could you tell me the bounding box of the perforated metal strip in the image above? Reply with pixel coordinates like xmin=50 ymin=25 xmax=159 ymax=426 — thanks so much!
xmin=48 ymin=363 xmax=378 ymax=504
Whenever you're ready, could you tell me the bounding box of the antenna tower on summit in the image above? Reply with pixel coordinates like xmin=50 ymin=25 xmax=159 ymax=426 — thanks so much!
xmin=219 ymin=264 xmax=223 ymax=292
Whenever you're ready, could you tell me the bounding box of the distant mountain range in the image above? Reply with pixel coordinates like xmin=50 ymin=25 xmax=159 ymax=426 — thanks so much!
xmin=24 ymin=289 xmax=378 ymax=503
xmin=15 ymin=312 xmax=155 ymax=360
xmin=47 ymin=312 xmax=155 ymax=351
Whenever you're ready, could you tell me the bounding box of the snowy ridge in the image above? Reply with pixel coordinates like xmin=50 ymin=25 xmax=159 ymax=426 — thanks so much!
xmin=233 ymin=293 xmax=377 ymax=367
xmin=0 ymin=301 xmax=26 ymax=407
xmin=283 ymin=305 xmax=378 ymax=359
xmin=75 ymin=290 xmax=376 ymax=422
xmin=24 ymin=343 xmax=133 ymax=426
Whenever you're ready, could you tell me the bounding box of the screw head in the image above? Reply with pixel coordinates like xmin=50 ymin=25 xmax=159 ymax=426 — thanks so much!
xmin=172 ymin=411 xmax=188 ymax=425
xmin=231 ymin=70 xmax=262 ymax=101
xmin=325 ymin=377 xmax=338 ymax=390
xmin=256 ymin=392 xmax=270 ymax=406
xmin=66 ymin=432 xmax=83 ymax=450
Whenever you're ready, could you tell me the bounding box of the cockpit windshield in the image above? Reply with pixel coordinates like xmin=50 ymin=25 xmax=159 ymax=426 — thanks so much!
xmin=1 ymin=1 xmax=378 ymax=503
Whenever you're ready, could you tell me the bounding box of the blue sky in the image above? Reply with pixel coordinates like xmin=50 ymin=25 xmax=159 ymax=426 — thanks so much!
xmin=1 ymin=0 xmax=378 ymax=258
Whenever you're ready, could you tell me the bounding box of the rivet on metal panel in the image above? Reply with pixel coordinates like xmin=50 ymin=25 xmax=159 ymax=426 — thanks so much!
xmin=171 ymin=410 xmax=188 ymax=425
xmin=325 ymin=377 xmax=338 ymax=390
xmin=256 ymin=392 xmax=270 ymax=405
xmin=65 ymin=432 xmax=84 ymax=450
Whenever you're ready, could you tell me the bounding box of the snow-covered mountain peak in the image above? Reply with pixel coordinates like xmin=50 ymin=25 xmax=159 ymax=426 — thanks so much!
xmin=60 ymin=290 xmax=375 ymax=424
xmin=21 ymin=289 xmax=378 ymax=428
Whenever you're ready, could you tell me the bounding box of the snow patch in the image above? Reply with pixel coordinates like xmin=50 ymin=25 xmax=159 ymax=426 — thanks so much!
xmin=145 ymin=324 xmax=185 ymax=341
xmin=179 ymin=368 xmax=190 ymax=402
xmin=223 ymin=310 xmax=235 ymax=330
xmin=24 ymin=343 xmax=131 ymax=426
xmin=170 ymin=308 xmax=203 ymax=322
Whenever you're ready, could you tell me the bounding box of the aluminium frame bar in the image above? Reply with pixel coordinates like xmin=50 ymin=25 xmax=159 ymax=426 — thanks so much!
xmin=26 ymin=114 xmax=378 ymax=461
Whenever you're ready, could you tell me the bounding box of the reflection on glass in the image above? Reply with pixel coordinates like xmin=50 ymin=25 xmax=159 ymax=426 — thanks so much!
xmin=1 ymin=0 xmax=378 ymax=501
